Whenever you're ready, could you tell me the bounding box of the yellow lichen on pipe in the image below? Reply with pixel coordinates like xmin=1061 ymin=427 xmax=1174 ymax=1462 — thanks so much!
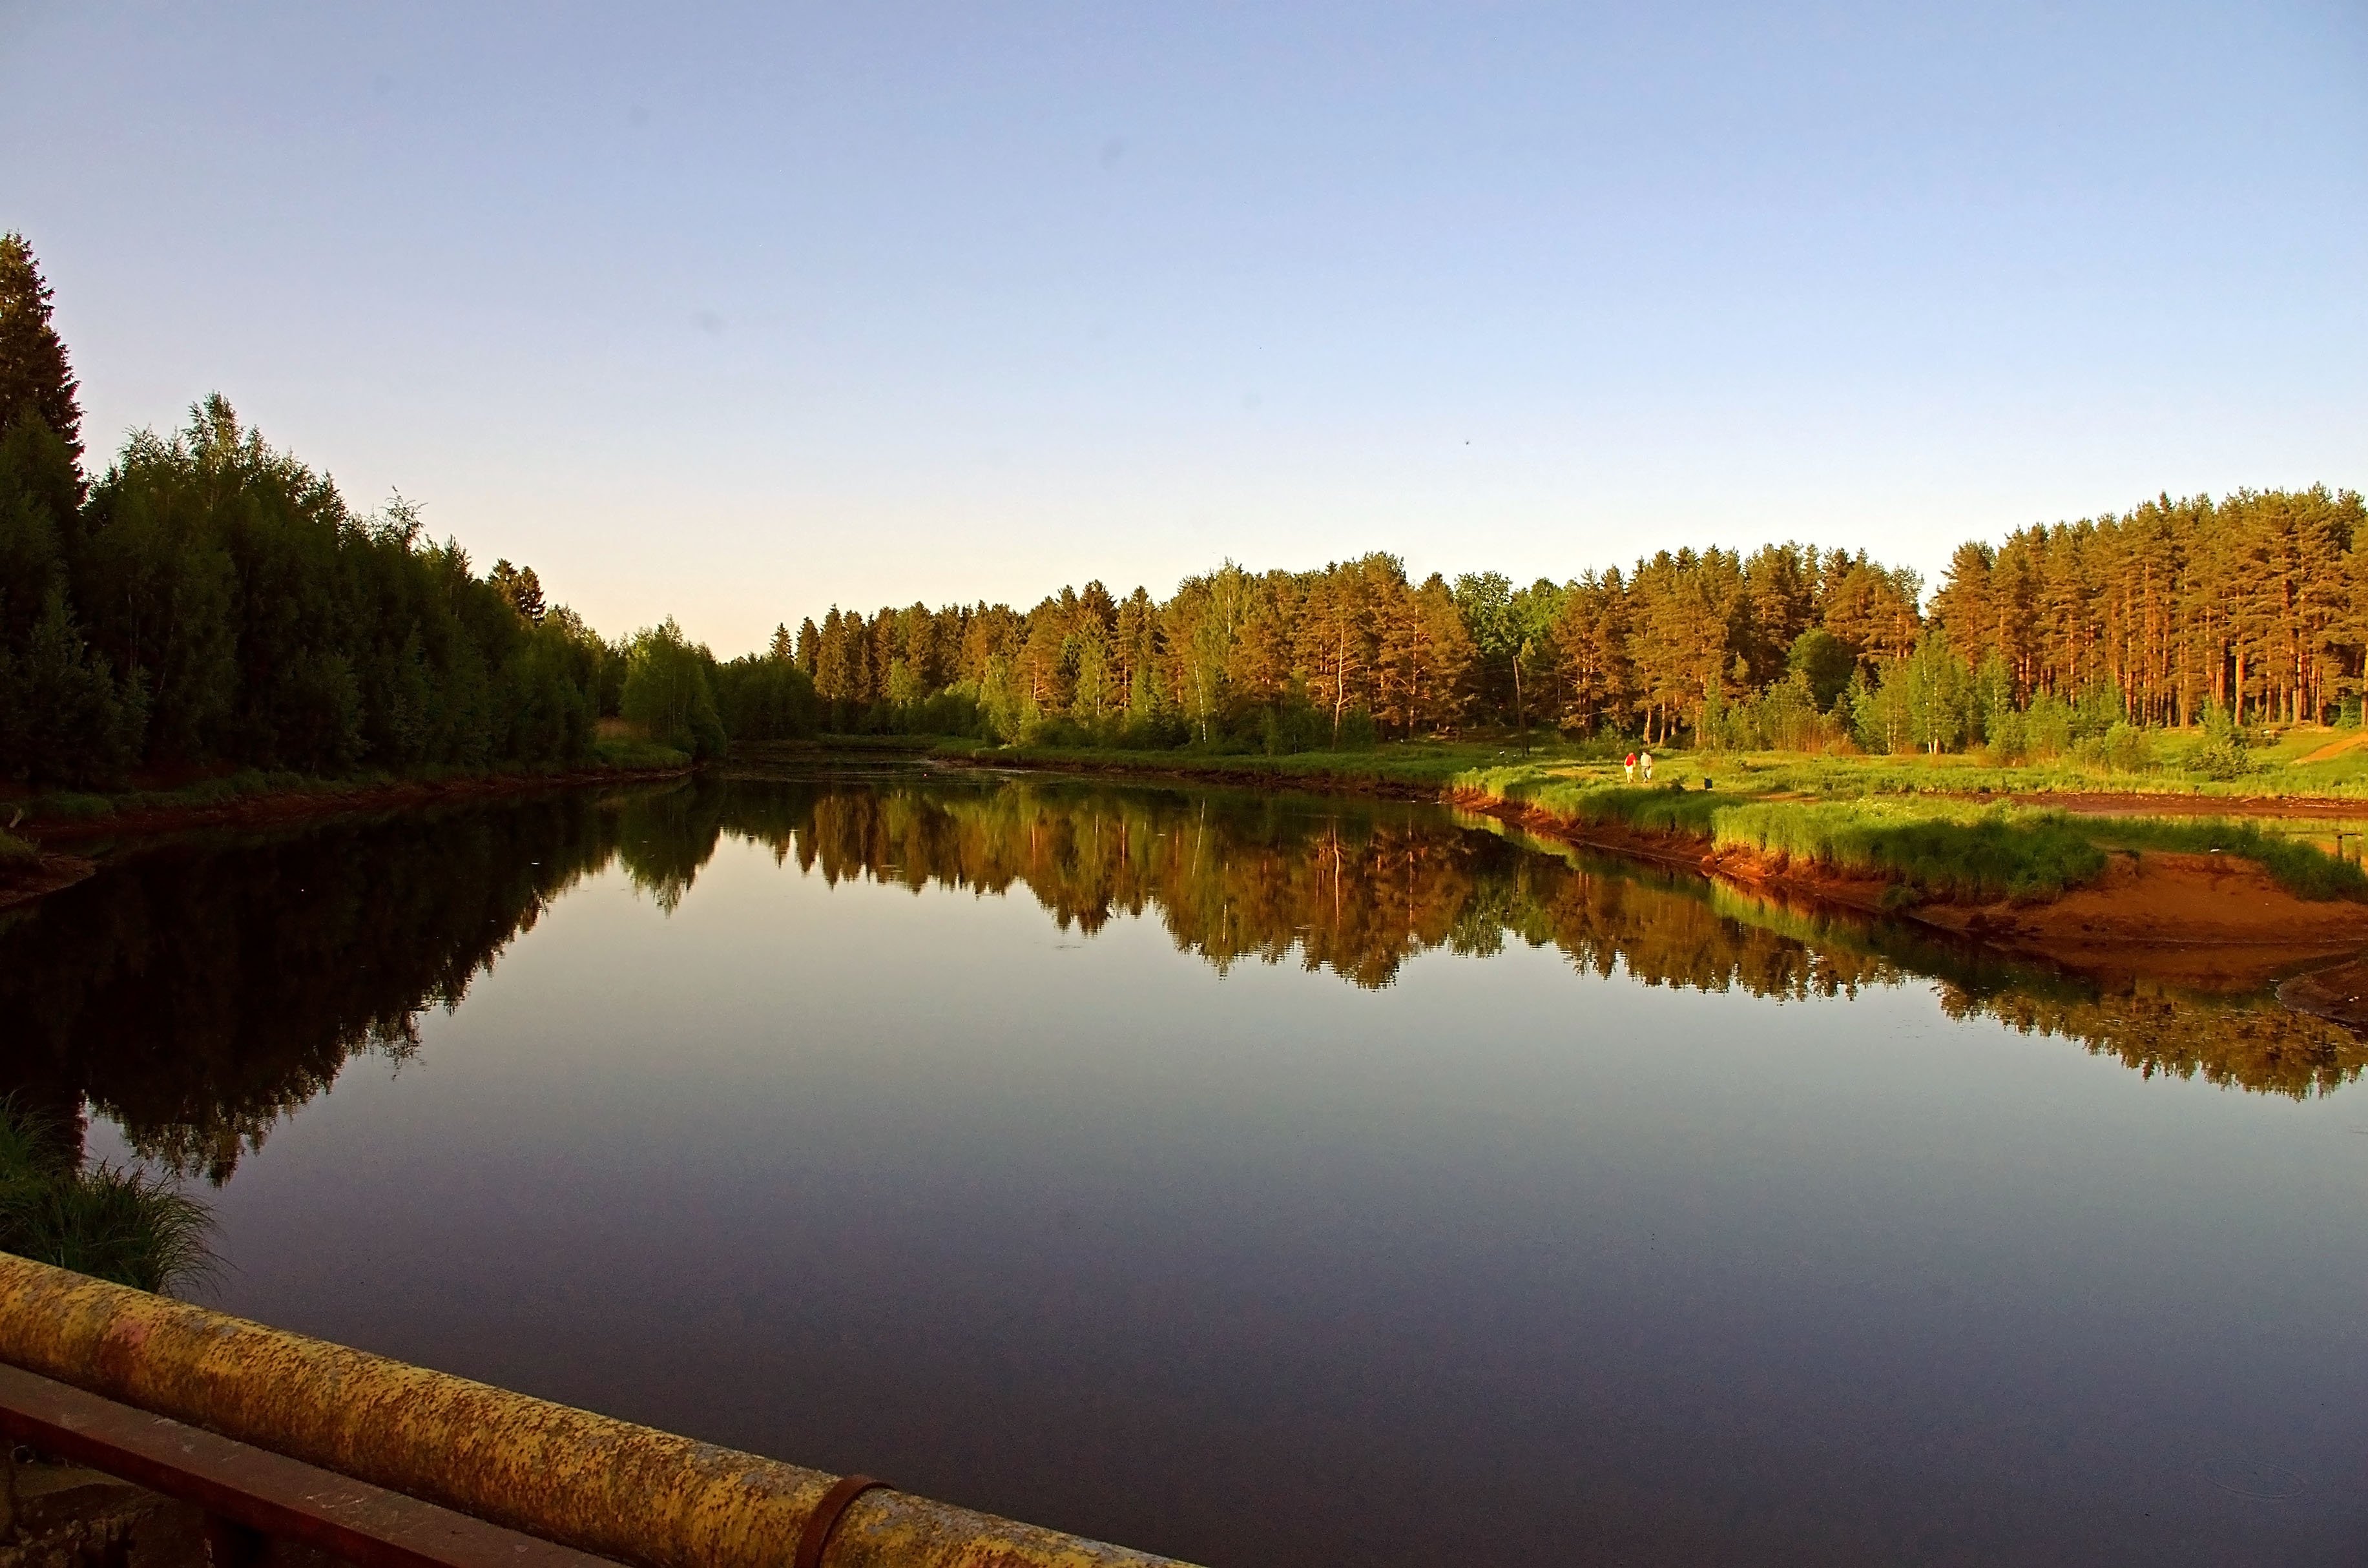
xmin=0 ymin=1253 xmax=1192 ymax=1568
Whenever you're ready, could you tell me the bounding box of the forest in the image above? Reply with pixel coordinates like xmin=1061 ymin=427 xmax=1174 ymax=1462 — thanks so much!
xmin=0 ymin=233 xmax=811 ymax=787
xmin=782 ymin=486 xmax=2365 ymax=765
xmin=3 ymin=227 xmax=2362 ymax=787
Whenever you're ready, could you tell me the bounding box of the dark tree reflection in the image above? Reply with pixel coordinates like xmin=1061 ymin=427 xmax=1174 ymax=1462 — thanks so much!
xmin=5 ymin=771 xmax=2360 ymax=1183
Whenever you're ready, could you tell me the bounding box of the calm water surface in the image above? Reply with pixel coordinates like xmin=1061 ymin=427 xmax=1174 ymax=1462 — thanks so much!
xmin=8 ymin=766 xmax=2368 ymax=1566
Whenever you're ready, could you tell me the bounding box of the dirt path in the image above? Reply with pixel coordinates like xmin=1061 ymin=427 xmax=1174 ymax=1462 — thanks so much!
xmin=2296 ymin=734 xmax=2368 ymax=766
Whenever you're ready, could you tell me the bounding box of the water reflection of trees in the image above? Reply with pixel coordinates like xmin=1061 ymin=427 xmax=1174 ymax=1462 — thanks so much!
xmin=723 ymin=775 xmax=2368 ymax=1100
xmin=1942 ymin=987 xmax=2368 ymax=1099
xmin=0 ymin=795 xmax=629 ymax=1181
xmin=3 ymin=775 xmax=2361 ymax=1184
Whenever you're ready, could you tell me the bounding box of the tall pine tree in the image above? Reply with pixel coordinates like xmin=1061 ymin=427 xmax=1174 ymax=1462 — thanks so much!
xmin=0 ymin=234 xmax=83 ymax=470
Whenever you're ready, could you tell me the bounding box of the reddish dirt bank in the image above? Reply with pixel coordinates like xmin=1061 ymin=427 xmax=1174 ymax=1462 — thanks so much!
xmin=955 ymin=758 xmax=2368 ymax=985
xmin=1442 ymin=785 xmax=2368 ymax=991
xmin=1909 ymin=851 xmax=2368 ymax=990
xmin=1462 ymin=791 xmax=1909 ymax=916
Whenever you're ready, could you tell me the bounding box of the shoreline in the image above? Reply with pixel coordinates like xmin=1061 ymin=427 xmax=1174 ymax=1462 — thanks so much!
xmin=0 ymin=762 xmax=693 ymax=911
xmin=929 ymin=747 xmax=2368 ymax=991
xmin=14 ymin=741 xmax=2368 ymax=996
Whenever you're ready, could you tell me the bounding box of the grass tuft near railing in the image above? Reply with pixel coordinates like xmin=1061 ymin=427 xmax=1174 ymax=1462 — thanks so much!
xmin=0 ymin=1100 xmax=217 ymax=1295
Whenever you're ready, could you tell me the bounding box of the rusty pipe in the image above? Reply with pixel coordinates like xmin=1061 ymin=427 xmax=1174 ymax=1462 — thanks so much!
xmin=0 ymin=1253 xmax=1192 ymax=1568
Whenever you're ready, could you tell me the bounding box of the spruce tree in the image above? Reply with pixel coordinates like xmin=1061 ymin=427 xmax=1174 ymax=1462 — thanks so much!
xmin=489 ymin=559 xmax=546 ymax=622
xmin=0 ymin=234 xmax=83 ymax=469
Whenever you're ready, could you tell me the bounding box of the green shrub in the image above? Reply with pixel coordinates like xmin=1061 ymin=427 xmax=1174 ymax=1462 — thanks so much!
xmin=2192 ymin=703 xmax=2254 ymax=781
xmin=2075 ymin=722 xmax=2157 ymax=774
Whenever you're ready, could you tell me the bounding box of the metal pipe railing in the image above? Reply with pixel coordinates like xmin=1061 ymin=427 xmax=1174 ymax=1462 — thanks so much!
xmin=0 ymin=1360 xmax=614 ymax=1568
xmin=0 ymin=1253 xmax=1194 ymax=1568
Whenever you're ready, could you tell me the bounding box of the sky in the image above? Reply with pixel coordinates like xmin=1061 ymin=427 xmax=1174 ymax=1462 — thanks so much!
xmin=3 ymin=2 xmax=2362 ymax=655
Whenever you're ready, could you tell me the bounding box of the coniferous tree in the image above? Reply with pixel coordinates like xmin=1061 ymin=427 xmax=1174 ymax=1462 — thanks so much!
xmin=0 ymin=233 xmax=82 ymax=470
xmin=488 ymin=560 xmax=546 ymax=623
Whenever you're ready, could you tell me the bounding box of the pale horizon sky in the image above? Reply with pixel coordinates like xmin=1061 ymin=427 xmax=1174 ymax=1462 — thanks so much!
xmin=4 ymin=2 xmax=2362 ymax=655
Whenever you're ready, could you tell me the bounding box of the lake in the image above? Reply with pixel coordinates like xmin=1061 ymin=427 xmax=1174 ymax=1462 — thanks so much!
xmin=6 ymin=763 xmax=2366 ymax=1566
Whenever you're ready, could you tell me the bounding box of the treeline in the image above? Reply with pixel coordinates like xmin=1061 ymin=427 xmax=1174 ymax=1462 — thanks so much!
xmin=784 ymin=489 xmax=2363 ymax=760
xmin=787 ymin=548 xmax=1927 ymax=750
xmin=11 ymin=226 xmax=2362 ymax=778
xmin=0 ymin=232 xmax=817 ymax=786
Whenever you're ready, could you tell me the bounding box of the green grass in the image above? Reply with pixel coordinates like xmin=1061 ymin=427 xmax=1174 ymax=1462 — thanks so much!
xmin=961 ymin=738 xmax=1506 ymax=792
xmin=977 ymin=725 xmax=2368 ymax=803
xmin=0 ymin=1099 xmax=216 ymax=1295
xmin=1477 ymin=773 xmax=2368 ymax=903
xmin=592 ymin=736 xmax=694 ymax=770
xmin=1464 ymin=767 xmax=2368 ymax=903
xmin=1448 ymin=771 xmax=2106 ymax=902
xmin=0 ymin=830 xmax=35 ymax=869
xmin=1711 ymin=800 xmax=2110 ymax=902
xmin=8 ymin=750 xmax=692 ymax=829
xmin=32 ymin=790 xmax=116 ymax=818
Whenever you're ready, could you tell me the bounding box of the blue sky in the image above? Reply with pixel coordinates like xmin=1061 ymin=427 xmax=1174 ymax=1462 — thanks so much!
xmin=3 ymin=2 xmax=2362 ymax=654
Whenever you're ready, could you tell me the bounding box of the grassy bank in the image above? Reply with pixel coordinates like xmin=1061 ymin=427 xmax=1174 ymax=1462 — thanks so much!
xmin=919 ymin=736 xmax=2368 ymax=906
xmin=1482 ymin=777 xmax=2368 ymax=904
xmin=926 ymin=723 xmax=2368 ymax=802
